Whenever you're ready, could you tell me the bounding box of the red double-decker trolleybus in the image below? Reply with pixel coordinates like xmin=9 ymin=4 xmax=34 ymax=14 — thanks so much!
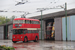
xmin=12 ymin=18 xmax=40 ymax=43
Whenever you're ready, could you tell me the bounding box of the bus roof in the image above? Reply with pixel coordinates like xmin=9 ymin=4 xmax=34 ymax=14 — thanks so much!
xmin=14 ymin=18 xmax=39 ymax=21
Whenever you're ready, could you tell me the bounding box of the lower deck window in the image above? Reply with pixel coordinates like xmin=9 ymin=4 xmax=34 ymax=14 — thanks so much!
xmin=13 ymin=29 xmax=23 ymax=34
xmin=13 ymin=29 xmax=39 ymax=34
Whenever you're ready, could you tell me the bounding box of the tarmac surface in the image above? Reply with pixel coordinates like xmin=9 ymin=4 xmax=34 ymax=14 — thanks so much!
xmin=0 ymin=40 xmax=75 ymax=50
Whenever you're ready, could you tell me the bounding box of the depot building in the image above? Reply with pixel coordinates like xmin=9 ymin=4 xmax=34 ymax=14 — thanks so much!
xmin=0 ymin=9 xmax=75 ymax=41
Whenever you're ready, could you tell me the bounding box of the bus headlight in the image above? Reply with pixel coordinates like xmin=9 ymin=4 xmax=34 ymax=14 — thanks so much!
xmin=19 ymin=24 xmax=22 ymax=26
xmin=13 ymin=36 xmax=15 ymax=38
xmin=21 ymin=36 xmax=22 ymax=38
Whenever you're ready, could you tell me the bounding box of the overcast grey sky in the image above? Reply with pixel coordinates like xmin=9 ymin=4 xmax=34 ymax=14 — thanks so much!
xmin=0 ymin=0 xmax=75 ymax=18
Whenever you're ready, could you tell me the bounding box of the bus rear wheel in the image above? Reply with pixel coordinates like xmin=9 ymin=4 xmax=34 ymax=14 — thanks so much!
xmin=34 ymin=37 xmax=38 ymax=42
xmin=23 ymin=37 xmax=28 ymax=43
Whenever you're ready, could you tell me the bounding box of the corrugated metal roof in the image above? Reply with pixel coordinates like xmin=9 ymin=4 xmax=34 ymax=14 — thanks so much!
xmin=29 ymin=9 xmax=75 ymax=20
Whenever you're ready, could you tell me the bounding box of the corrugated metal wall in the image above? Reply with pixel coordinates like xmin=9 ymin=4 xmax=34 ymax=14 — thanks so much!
xmin=0 ymin=26 xmax=4 ymax=39
xmin=70 ymin=15 xmax=75 ymax=41
xmin=67 ymin=17 xmax=71 ymax=41
xmin=62 ymin=15 xmax=75 ymax=41
xmin=62 ymin=17 xmax=71 ymax=41
xmin=8 ymin=25 xmax=13 ymax=40
xmin=54 ymin=18 xmax=62 ymax=40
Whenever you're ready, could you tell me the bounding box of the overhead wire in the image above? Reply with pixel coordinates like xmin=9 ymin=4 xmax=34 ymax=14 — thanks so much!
xmin=45 ymin=0 xmax=60 ymax=8
xmin=16 ymin=0 xmax=62 ymax=16
xmin=0 ymin=0 xmax=75 ymax=17
xmin=67 ymin=2 xmax=75 ymax=5
xmin=0 ymin=0 xmax=29 ymax=11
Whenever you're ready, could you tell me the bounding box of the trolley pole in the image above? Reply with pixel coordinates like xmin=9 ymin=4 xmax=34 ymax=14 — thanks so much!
xmin=65 ymin=3 xmax=67 ymax=41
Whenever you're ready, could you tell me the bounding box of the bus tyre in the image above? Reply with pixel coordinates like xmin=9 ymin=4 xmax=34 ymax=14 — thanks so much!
xmin=34 ymin=37 xmax=38 ymax=42
xmin=13 ymin=41 xmax=17 ymax=43
xmin=23 ymin=37 xmax=28 ymax=43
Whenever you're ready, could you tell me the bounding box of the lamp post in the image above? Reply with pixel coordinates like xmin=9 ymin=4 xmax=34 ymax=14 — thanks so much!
xmin=40 ymin=10 xmax=42 ymax=40
xmin=6 ymin=16 xmax=7 ymax=39
xmin=65 ymin=3 xmax=67 ymax=41
xmin=37 ymin=8 xmax=46 ymax=40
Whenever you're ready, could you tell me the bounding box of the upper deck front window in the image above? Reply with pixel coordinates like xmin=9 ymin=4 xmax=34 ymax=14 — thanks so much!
xmin=13 ymin=20 xmax=18 ymax=24
xmin=13 ymin=20 xmax=24 ymax=24
xmin=19 ymin=20 xmax=24 ymax=23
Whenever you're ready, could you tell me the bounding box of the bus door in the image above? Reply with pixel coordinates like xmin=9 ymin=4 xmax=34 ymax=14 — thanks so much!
xmin=24 ymin=29 xmax=27 ymax=37
xmin=24 ymin=29 xmax=32 ymax=41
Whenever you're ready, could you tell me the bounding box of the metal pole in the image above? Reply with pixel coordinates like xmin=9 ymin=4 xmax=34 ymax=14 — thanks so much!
xmin=41 ymin=10 xmax=42 ymax=40
xmin=65 ymin=3 xmax=67 ymax=41
xmin=6 ymin=16 xmax=7 ymax=39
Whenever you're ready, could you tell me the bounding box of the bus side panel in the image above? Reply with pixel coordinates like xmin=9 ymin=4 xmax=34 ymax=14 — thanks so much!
xmin=38 ymin=33 xmax=39 ymax=40
xmin=31 ymin=33 xmax=33 ymax=41
xmin=37 ymin=33 xmax=39 ymax=40
xmin=31 ymin=24 xmax=40 ymax=28
xmin=13 ymin=24 xmax=40 ymax=29
xmin=22 ymin=24 xmax=40 ymax=28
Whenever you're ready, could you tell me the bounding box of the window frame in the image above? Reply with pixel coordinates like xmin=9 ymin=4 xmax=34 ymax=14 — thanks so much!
xmin=26 ymin=20 xmax=30 ymax=24
xmin=31 ymin=21 xmax=39 ymax=24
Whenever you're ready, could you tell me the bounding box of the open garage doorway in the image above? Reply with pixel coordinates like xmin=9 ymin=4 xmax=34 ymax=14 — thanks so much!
xmin=4 ymin=25 xmax=8 ymax=39
xmin=45 ymin=19 xmax=55 ymax=40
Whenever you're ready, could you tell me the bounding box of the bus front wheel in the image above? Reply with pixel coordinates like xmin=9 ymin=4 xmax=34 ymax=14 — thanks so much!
xmin=23 ymin=37 xmax=28 ymax=43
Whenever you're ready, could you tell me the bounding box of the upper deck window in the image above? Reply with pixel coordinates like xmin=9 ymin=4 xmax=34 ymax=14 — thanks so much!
xmin=13 ymin=20 xmax=18 ymax=24
xmin=35 ymin=21 xmax=39 ymax=24
xmin=13 ymin=20 xmax=24 ymax=24
xmin=26 ymin=20 xmax=30 ymax=24
xmin=31 ymin=21 xmax=39 ymax=24
xmin=19 ymin=20 xmax=24 ymax=23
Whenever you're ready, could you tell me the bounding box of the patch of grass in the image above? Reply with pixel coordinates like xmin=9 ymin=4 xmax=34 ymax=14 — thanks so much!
xmin=0 ymin=45 xmax=15 ymax=50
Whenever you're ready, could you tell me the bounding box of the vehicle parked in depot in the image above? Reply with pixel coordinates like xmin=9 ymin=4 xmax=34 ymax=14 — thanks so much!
xmin=12 ymin=18 xmax=40 ymax=43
